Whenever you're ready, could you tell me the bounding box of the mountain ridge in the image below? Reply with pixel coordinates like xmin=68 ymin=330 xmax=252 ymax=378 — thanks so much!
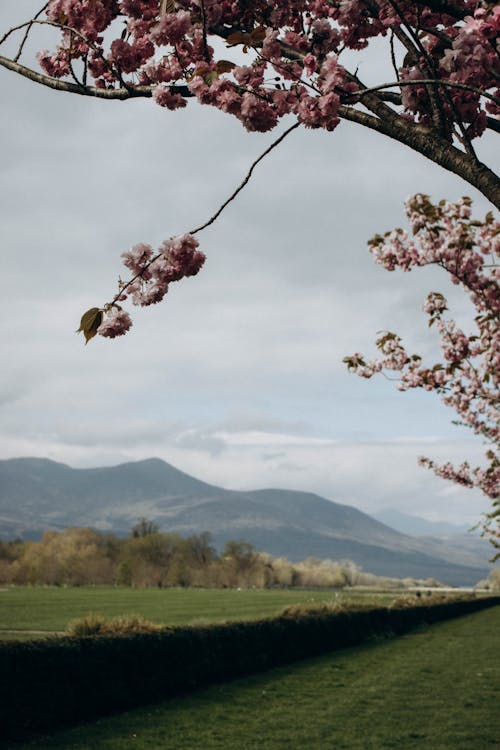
xmin=373 ymin=507 xmax=471 ymax=537
xmin=0 ymin=457 xmax=491 ymax=586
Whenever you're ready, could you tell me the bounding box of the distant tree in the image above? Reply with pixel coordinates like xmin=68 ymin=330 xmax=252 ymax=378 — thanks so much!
xmin=474 ymin=567 xmax=500 ymax=591
xmin=131 ymin=518 xmax=160 ymax=538
xmin=116 ymin=559 xmax=132 ymax=586
xmin=125 ymin=530 xmax=178 ymax=586
xmin=12 ymin=528 xmax=114 ymax=585
xmin=221 ymin=540 xmax=260 ymax=587
xmin=488 ymin=568 xmax=500 ymax=590
xmin=185 ymin=531 xmax=216 ymax=567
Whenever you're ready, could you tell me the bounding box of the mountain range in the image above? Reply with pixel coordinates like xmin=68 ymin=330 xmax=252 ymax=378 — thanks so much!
xmin=0 ymin=457 xmax=492 ymax=586
xmin=373 ymin=508 xmax=471 ymax=537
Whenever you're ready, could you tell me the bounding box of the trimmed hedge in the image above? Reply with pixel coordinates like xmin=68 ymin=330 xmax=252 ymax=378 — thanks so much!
xmin=1 ymin=596 xmax=498 ymax=742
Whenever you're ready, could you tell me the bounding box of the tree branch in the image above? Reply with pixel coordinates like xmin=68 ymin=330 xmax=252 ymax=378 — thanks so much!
xmin=388 ymin=0 xmax=457 ymax=142
xmin=190 ymin=121 xmax=301 ymax=236
xmin=0 ymin=54 xmax=154 ymax=98
xmin=338 ymin=105 xmax=500 ymax=209
xmin=487 ymin=116 xmax=500 ymax=135
xmin=111 ymin=121 xmax=301 ymax=305
xmin=350 ymin=79 xmax=500 ymax=109
xmin=14 ymin=3 xmax=48 ymax=62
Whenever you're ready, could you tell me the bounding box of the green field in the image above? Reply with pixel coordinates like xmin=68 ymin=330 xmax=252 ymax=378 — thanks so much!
xmin=9 ymin=604 xmax=500 ymax=750
xmin=0 ymin=586 xmax=398 ymax=637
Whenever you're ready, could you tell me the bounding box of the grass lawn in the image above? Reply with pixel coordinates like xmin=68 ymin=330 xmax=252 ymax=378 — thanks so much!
xmin=9 ymin=604 xmax=500 ymax=750
xmin=0 ymin=586 xmax=397 ymax=636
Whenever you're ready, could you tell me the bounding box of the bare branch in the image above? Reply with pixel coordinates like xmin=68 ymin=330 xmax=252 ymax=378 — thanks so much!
xmin=198 ymin=0 xmax=211 ymax=63
xmin=389 ymin=30 xmax=400 ymax=83
xmin=387 ymin=0 xmax=451 ymax=139
xmin=190 ymin=121 xmax=301 ymax=236
xmin=14 ymin=3 xmax=48 ymax=63
xmin=487 ymin=116 xmax=500 ymax=135
xmin=111 ymin=121 xmax=301 ymax=305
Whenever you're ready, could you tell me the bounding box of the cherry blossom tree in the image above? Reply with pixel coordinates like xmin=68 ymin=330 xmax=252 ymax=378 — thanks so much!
xmin=344 ymin=194 xmax=499 ymax=556
xmin=0 ymin=0 xmax=498 ymax=339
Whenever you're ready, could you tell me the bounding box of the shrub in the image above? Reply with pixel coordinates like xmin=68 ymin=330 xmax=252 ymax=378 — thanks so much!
xmin=66 ymin=612 xmax=108 ymax=637
xmin=66 ymin=613 xmax=162 ymax=637
xmin=389 ymin=593 xmax=473 ymax=609
xmin=279 ymin=602 xmax=342 ymax=618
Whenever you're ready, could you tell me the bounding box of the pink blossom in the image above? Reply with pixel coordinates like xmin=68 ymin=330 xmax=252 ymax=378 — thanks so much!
xmin=153 ymin=85 xmax=187 ymax=110
xmin=239 ymin=93 xmax=279 ymax=133
xmin=346 ymin=194 xmax=500 ymax=539
xmin=109 ymin=37 xmax=153 ymax=73
xmin=32 ymin=0 xmax=499 ymax=143
xmin=303 ymin=53 xmax=318 ymax=76
xmin=139 ymin=57 xmax=183 ymax=85
xmin=120 ymin=0 xmax=159 ymax=22
xmin=37 ymin=50 xmax=71 ymax=78
xmin=160 ymin=233 xmax=206 ymax=278
xmin=309 ymin=18 xmax=340 ymax=54
xmin=150 ymin=10 xmax=192 ymax=46
xmin=319 ymin=56 xmax=347 ymax=93
xmin=98 ymin=308 xmax=133 ymax=338
xmin=45 ymin=0 xmax=119 ymax=40
xmin=121 ymin=243 xmax=154 ymax=275
xmin=262 ymin=29 xmax=281 ymax=61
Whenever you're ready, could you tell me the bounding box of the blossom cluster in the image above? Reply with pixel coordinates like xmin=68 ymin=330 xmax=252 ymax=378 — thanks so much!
xmin=34 ymin=0 xmax=499 ymax=138
xmin=96 ymin=232 xmax=205 ymax=338
xmin=400 ymin=6 xmax=500 ymax=136
xmin=98 ymin=307 xmax=133 ymax=338
xmin=345 ymin=195 xmax=499 ymax=547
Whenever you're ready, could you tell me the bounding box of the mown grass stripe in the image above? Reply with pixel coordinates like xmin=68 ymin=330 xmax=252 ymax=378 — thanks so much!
xmin=0 ymin=586 xmax=395 ymax=633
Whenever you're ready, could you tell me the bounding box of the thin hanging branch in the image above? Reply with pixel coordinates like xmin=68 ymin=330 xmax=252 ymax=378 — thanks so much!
xmin=109 ymin=121 xmax=301 ymax=306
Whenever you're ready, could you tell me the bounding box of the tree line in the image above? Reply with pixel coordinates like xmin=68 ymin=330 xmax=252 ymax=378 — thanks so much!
xmin=0 ymin=521 xmax=434 ymax=589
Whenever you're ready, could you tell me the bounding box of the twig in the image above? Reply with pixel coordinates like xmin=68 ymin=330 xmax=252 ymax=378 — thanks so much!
xmin=348 ymin=79 xmax=500 ymax=109
xmin=14 ymin=3 xmax=48 ymax=62
xmin=389 ymin=30 xmax=399 ymax=83
xmin=8 ymin=19 xmax=123 ymax=87
xmin=111 ymin=121 xmax=301 ymax=305
xmin=388 ymin=0 xmax=476 ymax=156
xmin=190 ymin=121 xmax=301 ymax=235
xmin=199 ymin=0 xmax=211 ymax=63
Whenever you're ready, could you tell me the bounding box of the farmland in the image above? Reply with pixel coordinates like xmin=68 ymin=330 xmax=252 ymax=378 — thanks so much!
xmin=0 ymin=585 xmax=400 ymax=637
xmin=8 ymin=603 xmax=500 ymax=750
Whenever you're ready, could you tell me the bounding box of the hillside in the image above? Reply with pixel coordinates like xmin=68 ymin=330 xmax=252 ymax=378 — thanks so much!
xmin=373 ymin=508 xmax=470 ymax=536
xmin=0 ymin=457 xmax=491 ymax=585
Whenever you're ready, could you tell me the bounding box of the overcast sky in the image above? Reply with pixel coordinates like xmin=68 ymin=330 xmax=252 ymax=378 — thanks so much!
xmin=1 ymin=2 xmax=498 ymax=525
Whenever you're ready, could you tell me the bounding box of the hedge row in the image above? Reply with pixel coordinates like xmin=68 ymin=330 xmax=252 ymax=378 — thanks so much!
xmin=1 ymin=596 xmax=499 ymax=742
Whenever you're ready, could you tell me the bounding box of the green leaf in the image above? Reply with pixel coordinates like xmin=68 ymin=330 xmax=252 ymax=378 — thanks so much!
xmin=216 ymin=59 xmax=236 ymax=74
xmin=77 ymin=307 xmax=103 ymax=344
xmin=203 ymin=71 xmax=219 ymax=85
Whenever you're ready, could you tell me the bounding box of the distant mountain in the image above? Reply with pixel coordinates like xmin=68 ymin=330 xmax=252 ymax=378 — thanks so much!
xmin=373 ymin=508 xmax=492 ymax=571
xmin=0 ymin=457 xmax=492 ymax=586
xmin=374 ymin=508 xmax=470 ymax=537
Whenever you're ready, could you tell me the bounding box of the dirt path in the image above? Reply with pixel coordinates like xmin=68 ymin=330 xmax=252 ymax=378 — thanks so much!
xmin=0 ymin=628 xmax=64 ymax=636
